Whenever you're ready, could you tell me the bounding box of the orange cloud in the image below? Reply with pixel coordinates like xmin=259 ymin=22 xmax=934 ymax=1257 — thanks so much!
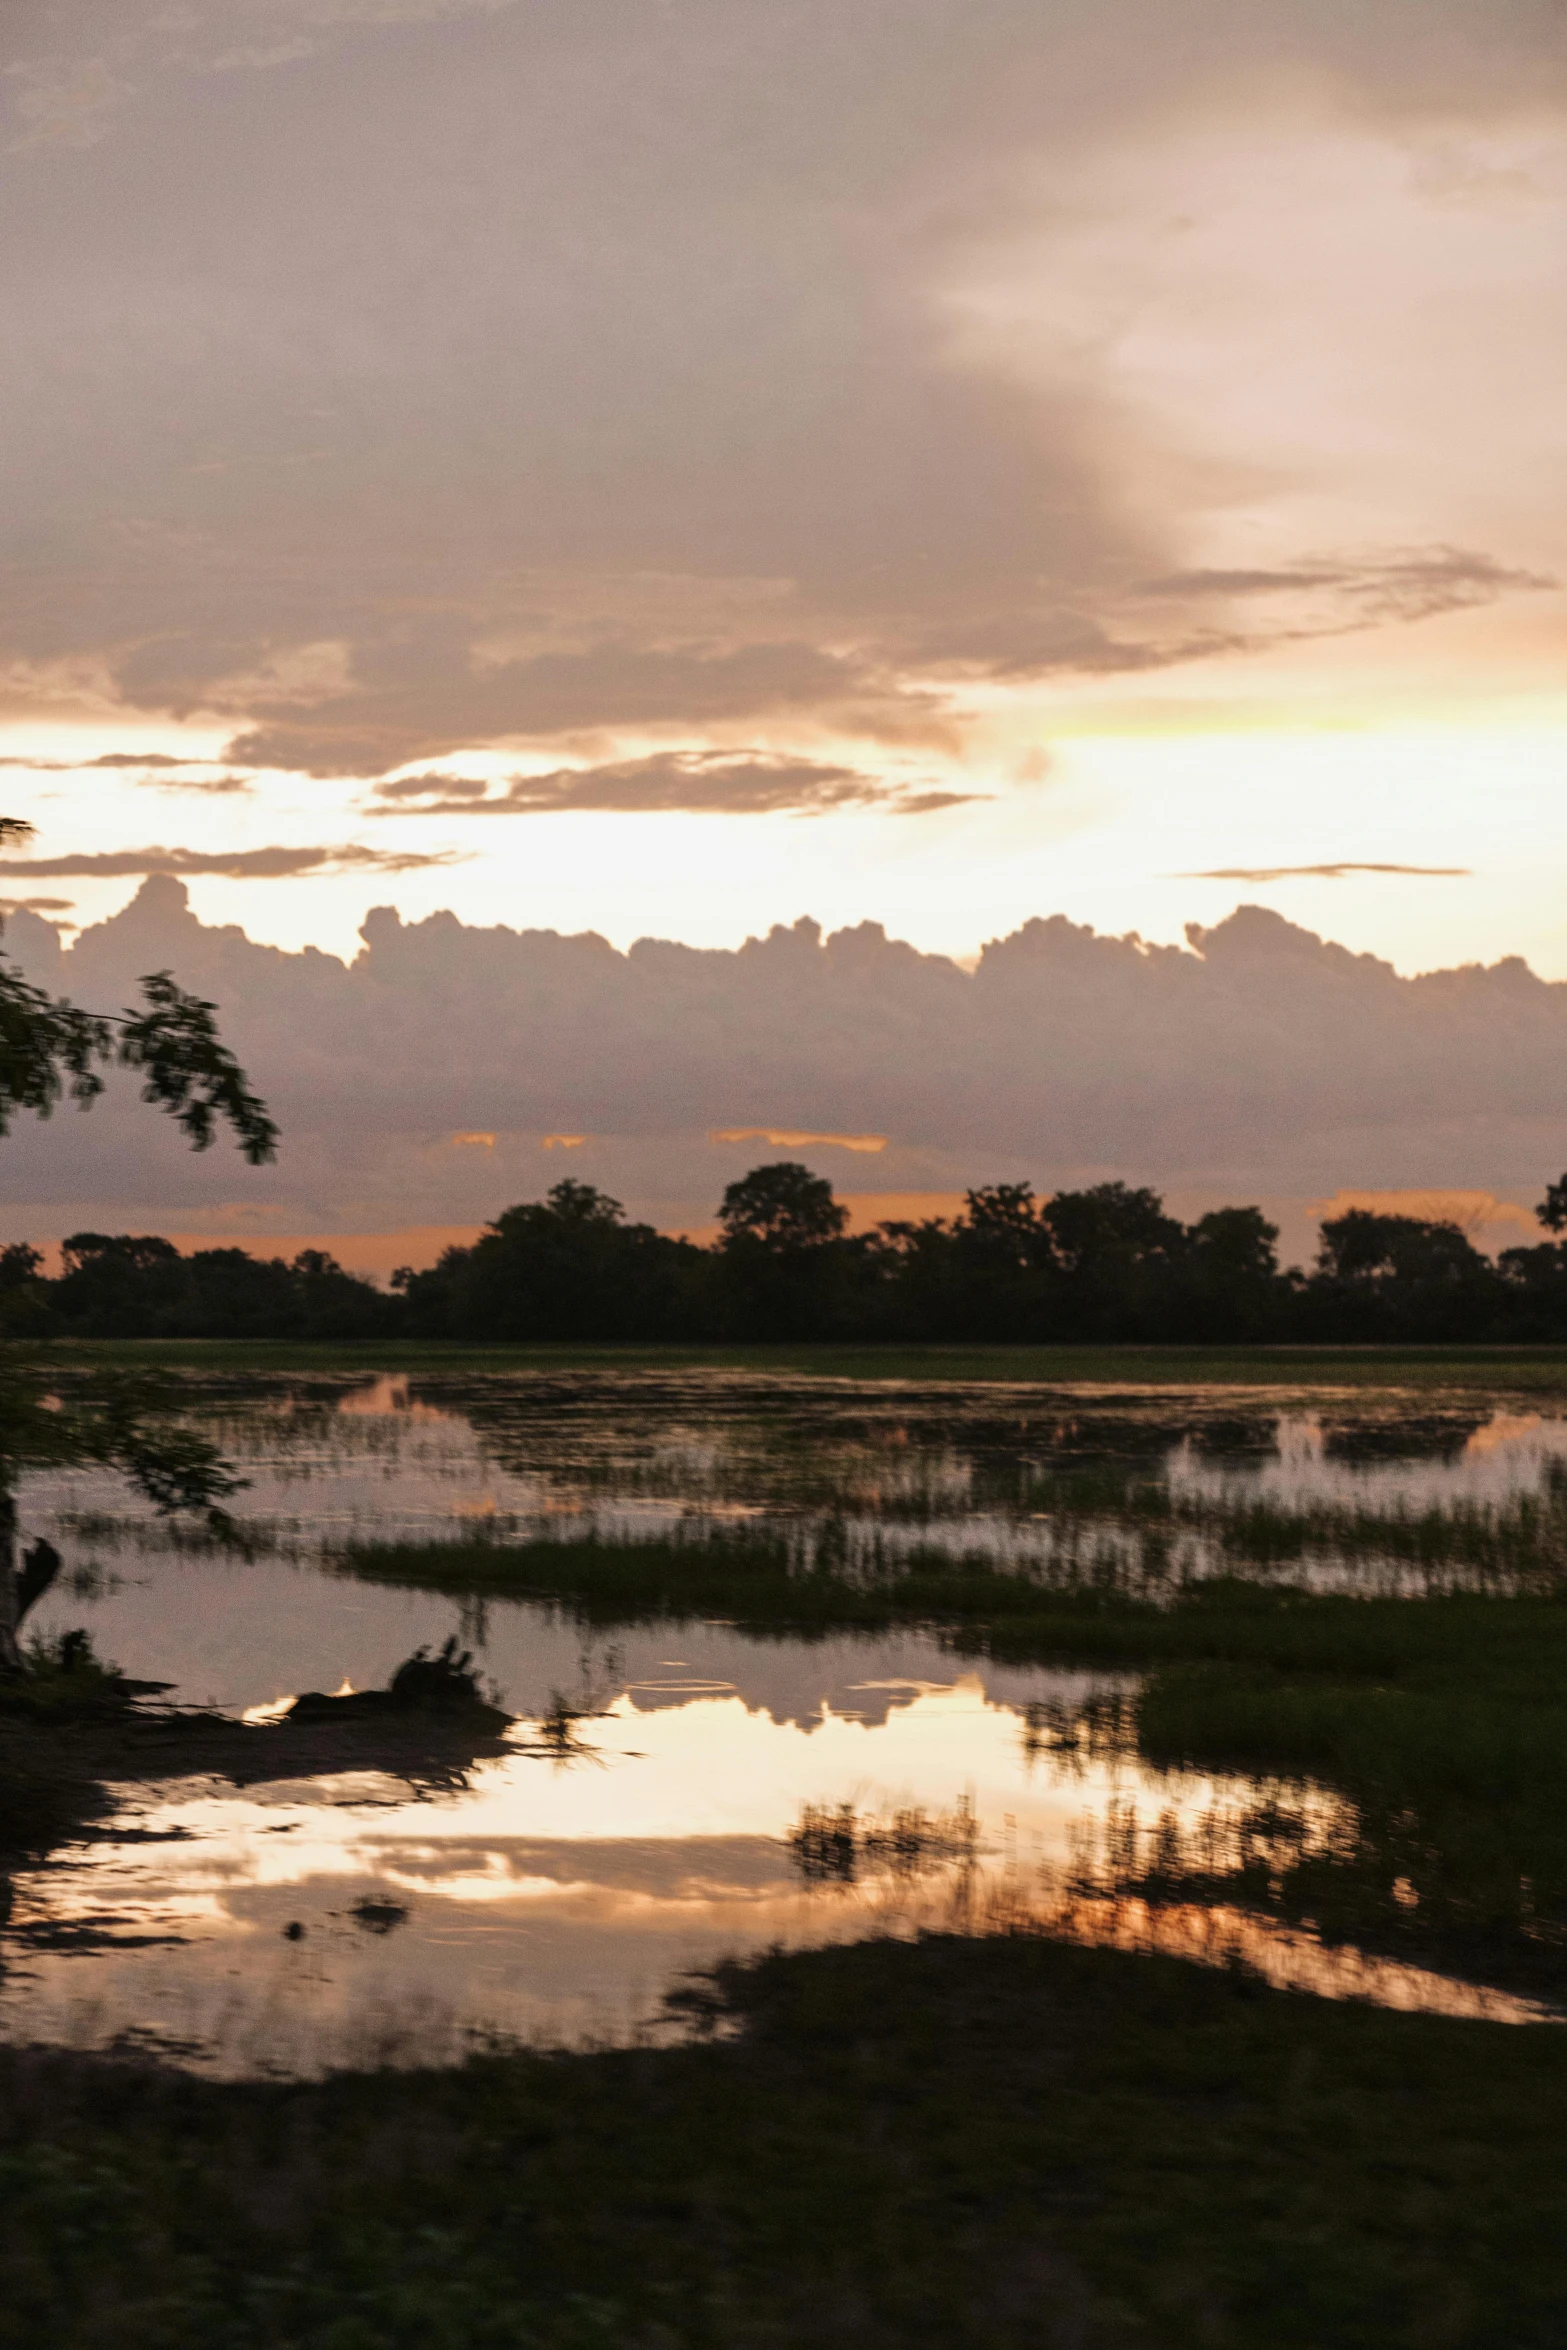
xmin=711 ymin=1127 xmax=887 ymax=1154
xmin=542 ymin=1133 xmax=586 ymax=1150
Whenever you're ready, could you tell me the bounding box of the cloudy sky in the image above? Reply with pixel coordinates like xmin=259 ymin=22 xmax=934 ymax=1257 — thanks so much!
xmin=2 ymin=1 xmax=1566 ymax=1263
xmin=2 ymin=0 xmax=1563 ymax=980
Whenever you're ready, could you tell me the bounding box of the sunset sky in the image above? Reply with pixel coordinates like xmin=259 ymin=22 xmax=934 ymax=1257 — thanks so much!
xmin=3 ymin=0 xmax=1564 ymax=983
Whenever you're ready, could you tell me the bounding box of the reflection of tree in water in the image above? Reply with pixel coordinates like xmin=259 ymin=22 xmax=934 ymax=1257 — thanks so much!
xmin=1061 ymin=1777 xmax=1567 ymax=2003
xmin=1317 ymin=1413 xmax=1489 ymax=1464
xmin=789 ymin=1794 xmax=981 ymax=1886
xmin=1020 ymin=1692 xmax=1137 ymax=1773
xmin=528 ymin=1639 xmax=625 ymax=1758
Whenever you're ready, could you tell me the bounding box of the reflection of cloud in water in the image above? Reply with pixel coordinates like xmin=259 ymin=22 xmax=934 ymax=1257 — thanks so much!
xmin=1 ymin=1681 xmax=1541 ymax=2071
xmin=1170 ymin=1409 xmax=1567 ymax=1512
xmin=1463 ymin=1412 xmax=1543 ymax=1459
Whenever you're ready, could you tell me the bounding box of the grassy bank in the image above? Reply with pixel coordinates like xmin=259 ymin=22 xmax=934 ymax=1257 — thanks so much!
xmin=337 ymin=1524 xmax=1567 ymax=1660
xmin=3 ymin=1931 xmax=1564 ymax=2349
xmin=28 ymin=1336 xmax=1567 ymax=1388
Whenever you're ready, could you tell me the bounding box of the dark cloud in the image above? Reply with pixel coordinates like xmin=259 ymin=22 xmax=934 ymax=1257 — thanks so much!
xmin=3 ymin=881 xmax=1564 ymax=1237
xmin=1133 ymin=549 xmax=1555 ymax=640
xmin=3 ymin=2 xmax=1556 ymax=771
xmin=0 ymin=844 xmax=459 ymax=880
xmin=1180 ymin=864 xmax=1472 ymax=882
xmin=369 ymin=752 xmax=982 ymax=817
xmin=1139 ymin=548 xmax=1552 ymax=610
xmin=220 ymin=643 xmax=935 ymax=780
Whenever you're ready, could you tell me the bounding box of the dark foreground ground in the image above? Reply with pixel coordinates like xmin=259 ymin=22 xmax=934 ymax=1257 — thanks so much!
xmin=1 ymin=1930 xmax=1563 ymax=2350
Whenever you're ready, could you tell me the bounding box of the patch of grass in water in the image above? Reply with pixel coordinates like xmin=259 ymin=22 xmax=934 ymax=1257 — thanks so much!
xmin=339 ymin=1531 xmax=1567 ymax=1999
xmin=335 ymin=1521 xmax=1161 ymax=1625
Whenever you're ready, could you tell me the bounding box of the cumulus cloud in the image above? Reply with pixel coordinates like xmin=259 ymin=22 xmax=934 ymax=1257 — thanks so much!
xmin=370 ymin=752 xmax=979 ymax=817
xmin=4 ymin=880 xmax=1567 ymax=1242
xmin=0 ymin=843 xmax=459 ymax=879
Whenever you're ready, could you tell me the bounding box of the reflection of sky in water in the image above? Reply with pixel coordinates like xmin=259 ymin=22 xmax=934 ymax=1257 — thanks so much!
xmin=3 ymin=1673 xmax=1543 ymax=2072
xmin=1168 ymin=1409 xmax=1567 ymax=1510
xmin=5 ymin=1373 xmax=1560 ymax=2070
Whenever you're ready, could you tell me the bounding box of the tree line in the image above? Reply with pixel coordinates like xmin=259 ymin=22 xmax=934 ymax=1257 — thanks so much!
xmin=15 ymin=1162 xmax=1567 ymax=1345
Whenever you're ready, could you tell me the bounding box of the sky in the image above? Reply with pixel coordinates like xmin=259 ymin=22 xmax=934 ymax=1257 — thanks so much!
xmin=2 ymin=0 xmax=1565 ymax=1256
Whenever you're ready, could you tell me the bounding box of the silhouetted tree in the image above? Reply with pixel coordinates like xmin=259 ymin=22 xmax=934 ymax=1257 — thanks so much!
xmin=718 ymin=1162 xmax=847 ymax=1251
xmin=401 ymin=1179 xmax=709 ymax=1341
xmin=1537 ymin=1174 xmax=1567 ymax=1233
xmin=716 ymin=1161 xmax=852 ymax=1338
xmin=0 ymin=862 xmax=274 ymax=1166
xmin=0 ymin=820 xmax=276 ymax=1667
xmin=1307 ymin=1209 xmax=1502 ymax=1341
xmin=1174 ymin=1206 xmax=1283 ymax=1341
xmin=1034 ymin=1182 xmax=1188 ymax=1339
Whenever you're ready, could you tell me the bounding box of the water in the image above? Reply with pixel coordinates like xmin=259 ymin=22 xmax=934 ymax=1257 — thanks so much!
xmin=4 ymin=1370 xmax=1561 ymax=2071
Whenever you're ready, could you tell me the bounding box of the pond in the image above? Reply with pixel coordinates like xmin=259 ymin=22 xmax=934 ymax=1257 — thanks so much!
xmin=6 ymin=1369 xmax=1563 ymax=2072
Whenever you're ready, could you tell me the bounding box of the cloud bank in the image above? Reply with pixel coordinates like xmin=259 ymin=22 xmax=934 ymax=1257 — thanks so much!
xmin=3 ymin=879 xmax=1565 ymax=1246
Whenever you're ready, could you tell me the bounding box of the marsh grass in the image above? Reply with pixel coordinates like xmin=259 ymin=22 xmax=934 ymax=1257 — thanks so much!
xmin=789 ymin=1793 xmax=982 ymax=1884
xmin=1094 ymin=1474 xmax=1567 ymax=1589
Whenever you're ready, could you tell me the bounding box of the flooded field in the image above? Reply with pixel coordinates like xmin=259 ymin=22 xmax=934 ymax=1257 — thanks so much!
xmin=7 ymin=1369 xmax=1566 ymax=2070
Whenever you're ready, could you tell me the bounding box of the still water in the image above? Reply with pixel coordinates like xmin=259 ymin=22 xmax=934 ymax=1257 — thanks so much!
xmin=6 ymin=1371 xmax=1562 ymax=2071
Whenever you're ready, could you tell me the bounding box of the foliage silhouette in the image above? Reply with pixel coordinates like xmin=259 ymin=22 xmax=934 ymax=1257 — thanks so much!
xmin=25 ymin=1162 xmax=1567 ymax=1348
xmin=0 ymin=820 xmax=276 ymax=1667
